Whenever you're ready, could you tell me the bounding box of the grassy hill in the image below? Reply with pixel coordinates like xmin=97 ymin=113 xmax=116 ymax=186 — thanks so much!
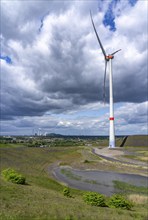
xmin=123 ymin=135 xmax=148 ymax=147
xmin=0 ymin=143 xmax=147 ymax=219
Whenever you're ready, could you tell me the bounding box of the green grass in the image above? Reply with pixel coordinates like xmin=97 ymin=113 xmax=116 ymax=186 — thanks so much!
xmin=0 ymin=145 xmax=148 ymax=220
xmin=1 ymin=179 xmax=146 ymax=220
xmin=113 ymin=180 xmax=148 ymax=194
xmin=0 ymin=143 xmax=25 ymax=148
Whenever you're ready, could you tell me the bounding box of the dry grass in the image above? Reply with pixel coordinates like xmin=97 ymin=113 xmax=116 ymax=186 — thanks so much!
xmin=125 ymin=135 xmax=148 ymax=147
xmin=139 ymin=156 xmax=148 ymax=162
xmin=128 ymin=194 xmax=148 ymax=205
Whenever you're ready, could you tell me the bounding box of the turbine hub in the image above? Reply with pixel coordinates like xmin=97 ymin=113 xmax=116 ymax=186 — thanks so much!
xmin=106 ymin=55 xmax=114 ymax=60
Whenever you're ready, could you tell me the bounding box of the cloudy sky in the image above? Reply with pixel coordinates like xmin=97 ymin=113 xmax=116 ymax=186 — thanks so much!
xmin=0 ymin=0 xmax=147 ymax=136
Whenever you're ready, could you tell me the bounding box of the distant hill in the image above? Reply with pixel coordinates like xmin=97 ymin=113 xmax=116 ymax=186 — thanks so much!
xmin=122 ymin=135 xmax=148 ymax=147
xmin=46 ymin=133 xmax=64 ymax=137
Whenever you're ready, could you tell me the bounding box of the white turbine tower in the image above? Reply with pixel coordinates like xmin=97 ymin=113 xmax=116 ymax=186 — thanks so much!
xmin=90 ymin=11 xmax=121 ymax=148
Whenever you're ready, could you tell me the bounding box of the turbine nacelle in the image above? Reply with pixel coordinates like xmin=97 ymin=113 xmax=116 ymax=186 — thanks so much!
xmin=105 ymin=55 xmax=114 ymax=61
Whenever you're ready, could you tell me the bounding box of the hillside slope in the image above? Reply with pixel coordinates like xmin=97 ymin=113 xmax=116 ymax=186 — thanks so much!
xmin=123 ymin=135 xmax=148 ymax=147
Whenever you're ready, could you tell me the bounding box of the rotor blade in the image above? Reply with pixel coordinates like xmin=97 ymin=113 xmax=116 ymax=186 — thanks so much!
xmin=111 ymin=49 xmax=121 ymax=56
xmin=103 ymin=60 xmax=107 ymax=104
xmin=90 ymin=11 xmax=106 ymax=59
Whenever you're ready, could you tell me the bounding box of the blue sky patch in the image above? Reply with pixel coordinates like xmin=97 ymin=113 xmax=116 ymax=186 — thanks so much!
xmin=128 ymin=0 xmax=138 ymax=7
xmin=102 ymin=0 xmax=137 ymax=31
xmin=103 ymin=0 xmax=120 ymax=31
xmin=0 ymin=55 xmax=12 ymax=64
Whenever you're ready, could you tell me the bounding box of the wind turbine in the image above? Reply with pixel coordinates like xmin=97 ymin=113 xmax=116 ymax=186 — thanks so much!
xmin=90 ymin=11 xmax=121 ymax=148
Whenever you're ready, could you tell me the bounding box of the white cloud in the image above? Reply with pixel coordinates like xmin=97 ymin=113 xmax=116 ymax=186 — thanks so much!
xmin=1 ymin=0 xmax=147 ymax=135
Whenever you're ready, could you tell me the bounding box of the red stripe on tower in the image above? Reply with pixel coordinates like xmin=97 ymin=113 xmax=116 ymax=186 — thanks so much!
xmin=110 ymin=117 xmax=114 ymax=120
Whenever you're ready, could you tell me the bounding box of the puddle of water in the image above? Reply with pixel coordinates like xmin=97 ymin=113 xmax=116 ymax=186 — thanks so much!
xmin=53 ymin=167 xmax=148 ymax=196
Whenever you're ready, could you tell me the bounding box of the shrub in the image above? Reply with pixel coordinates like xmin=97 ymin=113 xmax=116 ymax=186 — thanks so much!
xmin=83 ymin=192 xmax=107 ymax=207
xmin=2 ymin=168 xmax=26 ymax=185
xmin=108 ymin=194 xmax=133 ymax=210
xmin=84 ymin=160 xmax=89 ymax=163
xmin=63 ymin=187 xmax=72 ymax=198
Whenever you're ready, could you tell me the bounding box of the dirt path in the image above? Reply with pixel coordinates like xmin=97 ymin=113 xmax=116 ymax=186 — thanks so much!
xmin=93 ymin=147 xmax=124 ymax=159
xmin=93 ymin=147 xmax=147 ymax=167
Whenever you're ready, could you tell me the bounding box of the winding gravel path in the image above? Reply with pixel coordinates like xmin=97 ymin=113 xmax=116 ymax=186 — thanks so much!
xmin=93 ymin=147 xmax=147 ymax=166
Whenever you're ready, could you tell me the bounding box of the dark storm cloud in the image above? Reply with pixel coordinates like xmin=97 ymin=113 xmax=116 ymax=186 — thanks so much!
xmin=1 ymin=82 xmax=75 ymax=120
xmin=1 ymin=0 xmax=147 ymax=124
xmin=37 ymin=26 xmax=101 ymax=104
xmin=113 ymin=55 xmax=147 ymax=103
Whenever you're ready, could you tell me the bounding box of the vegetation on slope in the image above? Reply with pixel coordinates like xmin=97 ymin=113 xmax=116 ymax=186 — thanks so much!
xmin=0 ymin=141 xmax=147 ymax=220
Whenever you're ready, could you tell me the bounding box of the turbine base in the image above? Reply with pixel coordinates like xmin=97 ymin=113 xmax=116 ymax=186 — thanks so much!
xmin=108 ymin=146 xmax=116 ymax=149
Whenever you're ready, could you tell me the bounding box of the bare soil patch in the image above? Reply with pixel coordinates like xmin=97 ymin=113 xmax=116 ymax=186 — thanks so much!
xmin=94 ymin=147 xmax=124 ymax=159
